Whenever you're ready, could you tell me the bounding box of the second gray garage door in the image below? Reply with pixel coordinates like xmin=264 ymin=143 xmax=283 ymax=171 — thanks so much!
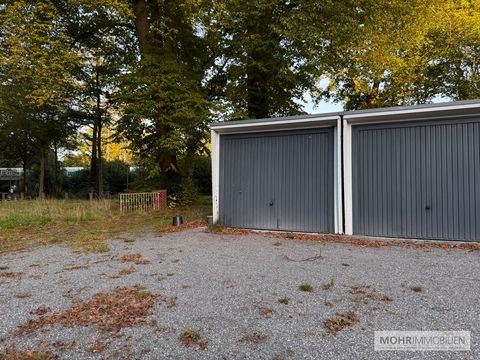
xmin=352 ymin=118 xmax=480 ymax=241
xmin=220 ymin=128 xmax=334 ymax=233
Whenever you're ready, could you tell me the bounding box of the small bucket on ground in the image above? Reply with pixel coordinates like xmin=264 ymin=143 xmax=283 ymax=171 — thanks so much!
xmin=172 ymin=215 xmax=183 ymax=226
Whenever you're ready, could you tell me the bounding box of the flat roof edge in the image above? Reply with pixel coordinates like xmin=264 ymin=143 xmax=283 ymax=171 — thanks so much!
xmin=343 ymin=101 xmax=480 ymax=121
xmin=210 ymin=100 xmax=480 ymax=131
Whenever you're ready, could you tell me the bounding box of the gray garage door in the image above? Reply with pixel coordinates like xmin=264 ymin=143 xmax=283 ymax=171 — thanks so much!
xmin=352 ymin=118 xmax=480 ymax=241
xmin=220 ymin=128 xmax=334 ymax=233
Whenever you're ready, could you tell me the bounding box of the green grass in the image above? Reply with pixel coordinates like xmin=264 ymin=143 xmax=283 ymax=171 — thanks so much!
xmin=0 ymin=200 xmax=211 ymax=254
xmin=299 ymin=283 xmax=314 ymax=292
xmin=0 ymin=200 xmax=115 ymax=229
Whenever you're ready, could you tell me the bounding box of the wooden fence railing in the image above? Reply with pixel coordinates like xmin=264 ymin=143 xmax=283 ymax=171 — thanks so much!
xmin=119 ymin=190 xmax=167 ymax=212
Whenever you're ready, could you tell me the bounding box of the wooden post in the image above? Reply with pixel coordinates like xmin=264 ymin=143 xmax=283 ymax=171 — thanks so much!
xmin=89 ymin=192 xmax=93 ymax=201
xmin=65 ymin=192 xmax=69 ymax=200
xmin=20 ymin=192 xmax=24 ymax=200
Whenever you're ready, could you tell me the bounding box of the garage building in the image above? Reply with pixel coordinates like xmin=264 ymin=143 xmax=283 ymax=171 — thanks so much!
xmin=211 ymin=100 xmax=480 ymax=242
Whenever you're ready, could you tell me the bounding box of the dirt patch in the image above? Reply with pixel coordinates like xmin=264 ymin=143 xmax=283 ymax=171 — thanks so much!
xmin=120 ymin=254 xmax=150 ymax=265
xmin=16 ymin=286 xmax=158 ymax=335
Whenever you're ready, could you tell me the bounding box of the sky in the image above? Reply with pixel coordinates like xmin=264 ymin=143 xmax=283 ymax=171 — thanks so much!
xmin=300 ymin=92 xmax=342 ymax=114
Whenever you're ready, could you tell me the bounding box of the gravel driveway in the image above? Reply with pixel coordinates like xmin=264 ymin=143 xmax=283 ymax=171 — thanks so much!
xmin=0 ymin=228 xmax=478 ymax=359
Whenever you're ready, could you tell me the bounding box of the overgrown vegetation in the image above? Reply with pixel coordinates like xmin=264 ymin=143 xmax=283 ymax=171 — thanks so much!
xmin=0 ymin=200 xmax=210 ymax=254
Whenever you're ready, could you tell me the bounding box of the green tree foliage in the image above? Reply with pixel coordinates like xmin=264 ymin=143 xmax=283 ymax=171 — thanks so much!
xmin=316 ymin=0 xmax=480 ymax=109
xmin=1 ymin=0 xmax=479 ymax=199
xmin=115 ymin=0 xmax=210 ymax=199
xmin=202 ymin=0 xmax=322 ymax=119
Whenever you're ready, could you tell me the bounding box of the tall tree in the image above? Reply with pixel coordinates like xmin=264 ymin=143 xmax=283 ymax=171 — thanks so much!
xmin=117 ymin=0 xmax=210 ymax=194
xmin=0 ymin=0 xmax=81 ymax=197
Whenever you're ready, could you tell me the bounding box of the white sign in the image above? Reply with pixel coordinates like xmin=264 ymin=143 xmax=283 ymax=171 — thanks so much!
xmin=374 ymin=331 xmax=470 ymax=351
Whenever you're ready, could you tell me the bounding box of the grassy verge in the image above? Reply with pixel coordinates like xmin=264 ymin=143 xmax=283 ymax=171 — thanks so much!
xmin=0 ymin=200 xmax=211 ymax=254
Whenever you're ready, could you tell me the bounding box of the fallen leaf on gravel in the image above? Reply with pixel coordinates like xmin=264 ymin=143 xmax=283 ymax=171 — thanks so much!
xmin=119 ymin=267 xmax=136 ymax=275
xmin=237 ymin=331 xmax=268 ymax=344
xmin=324 ymin=312 xmax=359 ymax=334
xmin=163 ymin=220 xmax=208 ymax=233
xmin=0 ymin=345 xmax=56 ymax=360
xmin=87 ymin=341 xmax=108 ymax=353
xmin=16 ymin=286 xmax=158 ymax=335
xmin=120 ymin=254 xmax=150 ymax=265
xmin=257 ymin=307 xmax=273 ymax=318
xmin=63 ymin=265 xmax=89 ymax=271
xmin=30 ymin=307 xmax=51 ymax=316
xmin=0 ymin=271 xmax=23 ymax=280
xmin=14 ymin=293 xmax=31 ymax=299
xmin=207 ymin=228 xmax=480 ymax=252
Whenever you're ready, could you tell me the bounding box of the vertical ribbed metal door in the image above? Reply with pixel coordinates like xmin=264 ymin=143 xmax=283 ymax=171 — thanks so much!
xmin=352 ymin=118 xmax=480 ymax=241
xmin=220 ymin=128 xmax=334 ymax=233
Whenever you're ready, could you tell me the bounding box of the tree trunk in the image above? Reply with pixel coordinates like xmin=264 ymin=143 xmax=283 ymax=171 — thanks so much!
xmin=22 ymin=158 xmax=27 ymax=196
xmin=91 ymin=121 xmax=98 ymax=194
xmin=132 ymin=0 xmax=149 ymax=54
xmin=97 ymin=120 xmax=104 ymax=199
xmin=95 ymin=68 xmax=104 ymax=199
xmin=53 ymin=141 xmax=60 ymax=197
xmin=39 ymin=155 xmax=45 ymax=199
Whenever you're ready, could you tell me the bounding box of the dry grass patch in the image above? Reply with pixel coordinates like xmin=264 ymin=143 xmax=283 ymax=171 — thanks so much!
xmin=30 ymin=307 xmax=51 ymax=316
xmin=278 ymin=297 xmax=289 ymax=305
xmin=119 ymin=267 xmax=136 ymax=276
xmin=349 ymin=285 xmax=394 ymax=306
xmin=257 ymin=306 xmax=274 ymax=318
xmin=179 ymin=327 xmax=208 ymax=350
xmin=16 ymin=286 xmax=158 ymax=335
xmin=120 ymin=253 xmax=150 ymax=265
xmin=0 ymin=202 xmax=211 ymax=254
xmin=87 ymin=341 xmax=108 ymax=354
xmin=0 ymin=271 xmax=23 ymax=280
xmin=324 ymin=311 xmax=359 ymax=334
xmin=0 ymin=347 xmax=55 ymax=360
xmin=237 ymin=331 xmax=268 ymax=344
xmin=63 ymin=265 xmax=89 ymax=271
xmin=15 ymin=293 xmax=31 ymax=299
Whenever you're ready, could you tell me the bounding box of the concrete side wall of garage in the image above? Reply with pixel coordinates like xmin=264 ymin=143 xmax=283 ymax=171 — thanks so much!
xmin=352 ymin=117 xmax=480 ymax=241
xmin=220 ymin=129 xmax=335 ymax=233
